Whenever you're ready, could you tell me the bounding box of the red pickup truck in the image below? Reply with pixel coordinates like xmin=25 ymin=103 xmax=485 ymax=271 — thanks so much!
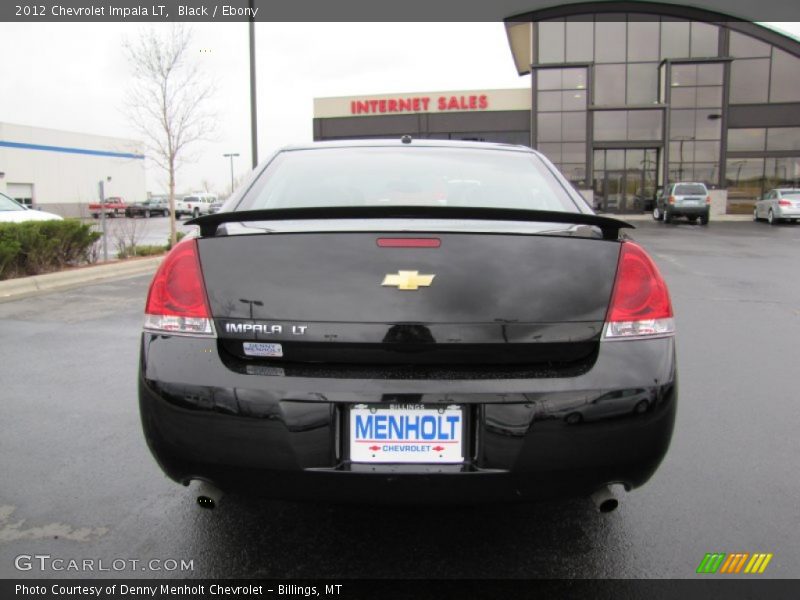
xmin=89 ymin=197 xmax=127 ymax=218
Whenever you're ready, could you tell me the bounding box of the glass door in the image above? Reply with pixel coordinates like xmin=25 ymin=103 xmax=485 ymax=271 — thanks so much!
xmin=593 ymin=149 xmax=659 ymax=213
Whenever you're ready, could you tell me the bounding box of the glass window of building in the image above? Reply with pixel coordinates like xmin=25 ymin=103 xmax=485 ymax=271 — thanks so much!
xmin=537 ymin=113 xmax=563 ymax=142
xmin=690 ymin=164 xmax=718 ymax=185
xmin=536 ymin=69 xmax=562 ymax=91
xmin=670 ymin=140 xmax=695 ymax=164
xmin=661 ymin=19 xmax=690 ymax=59
xmin=671 ymin=86 xmax=696 ymax=108
xmin=695 ymin=110 xmax=722 ymax=139
xmin=693 ymin=141 xmax=720 ymax=162
xmin=538 ymin=143 xmax=562 ymax=163
xmin=566 ymin=17 xmax=594 ymax=62
xmin=562 ymin=112 xmax=587 ymax=141
xmin=669 ymin=109 xmax=696 ymax=139
xmin=538 ymin=90 xmax=587 ymax=112
xmin=627 ymin=16 xmax=660 ymax=62
xmin=562 ymin=68 xmax=588 ymax=90
xmin=595 ymin=18 xmax=626 ymax=63
xmin=594 ymin=64 xmax=626 ymax=105
xmin=695 ymin=86 xmax=723 ymax=107
xmin=561 ymin=143 xmax=586 ymax=163
xmin=671 ymin=64 xmax=697 ymax=87
xmin=696 ymin=63 xmax=724 ymax=86
xmin=626 ymin=63 xmax=659 ymax=104
xmin=767 ymin=127 xmax=800 ymax=151
xmin=727 ymin=128 xmax=766 ymax=152
xmin=538 ymin=20 xmax=565 ymax=63
xmin=690 ymin=22 xmax=719 ymax=58
xmin=537 ymin=91 xmax=562 ymax=111
xmin=594 ymin=111 xmax=627 ymax=141
xmin=726 ymin=158 xmax=765 ymax=209
xmin=593 ymin=110 xmax=662 ymax=141
xmin=562 ymin=90 xmax=587 ymax=111
xmin=729 ymin=58 xmax=770 ymax=104
xmin=628 ymin=110 xmax=663 ymax=140
xmin=605 ymin=149 xmax=625 ymax=170
xmin=765 ymin=157 xmax=800 ymax=189
xmin=667 ymin=60 xmax=723 ymax=186
xmin=592 ymin=148 xmax=658 ymax=213
xmin=535 ymin=66 xmax=588 ymax=181
xmin=769 ymin=48 xmax=800 ymax=103
xmin=729 ymin=30 xmax=771 ymax=58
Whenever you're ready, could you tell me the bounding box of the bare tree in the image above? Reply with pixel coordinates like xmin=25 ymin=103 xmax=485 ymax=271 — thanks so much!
xmin=124 ymin=25 xmax=216 ymax=246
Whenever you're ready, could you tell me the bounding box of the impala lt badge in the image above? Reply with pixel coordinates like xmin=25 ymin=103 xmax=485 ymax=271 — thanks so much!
xmin=382 ymin=270 xmax=435 ymax=290
xmin=225 ymin=322 xmax=307 ymax=335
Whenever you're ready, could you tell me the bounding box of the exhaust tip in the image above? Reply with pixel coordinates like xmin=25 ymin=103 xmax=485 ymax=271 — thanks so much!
xmin=191 ymin=479 xmax=223 ymax=510
xmin=598 ymin=497 xmax=619 ymax=513
xmin=590 ymin=485 xmax=619 ymax=513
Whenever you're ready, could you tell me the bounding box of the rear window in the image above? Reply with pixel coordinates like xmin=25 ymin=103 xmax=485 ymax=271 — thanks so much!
xmin=674 ymin=184 xmax=708 ymax=195
xmin=781 ymin=191 xmax=800 ymax=198
xmin=239 ymin=147 xmax=582 ymax=213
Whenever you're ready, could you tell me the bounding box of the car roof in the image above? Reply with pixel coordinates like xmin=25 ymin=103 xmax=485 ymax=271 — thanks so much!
xmin=279 ymin=138 xmax=537 ymax=154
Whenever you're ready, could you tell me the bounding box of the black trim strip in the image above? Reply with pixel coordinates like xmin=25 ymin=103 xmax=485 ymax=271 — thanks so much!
xmin=189 ymin=206 xmax=634 ymax=240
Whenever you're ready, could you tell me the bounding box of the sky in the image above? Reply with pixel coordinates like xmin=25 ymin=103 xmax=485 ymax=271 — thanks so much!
xmin=2 ymin=21 xmax=799 ymax=196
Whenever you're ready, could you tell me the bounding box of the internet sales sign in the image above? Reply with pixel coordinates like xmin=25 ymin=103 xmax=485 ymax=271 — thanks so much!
xmin=350 ymin=94 xmax=489 ymax=115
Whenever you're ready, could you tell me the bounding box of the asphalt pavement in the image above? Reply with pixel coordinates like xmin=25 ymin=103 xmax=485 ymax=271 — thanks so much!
xmin=0 ymin=219 xmax=798 ymax=580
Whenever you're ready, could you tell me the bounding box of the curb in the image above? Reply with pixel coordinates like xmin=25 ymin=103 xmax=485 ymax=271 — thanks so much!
xmin=0 ymin=256 xmax=162 ymax=302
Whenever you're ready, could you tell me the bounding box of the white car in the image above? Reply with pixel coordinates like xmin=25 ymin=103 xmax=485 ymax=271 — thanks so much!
xmin=754 ymin=188 xmax=800 ymax=224
xmin=0 ymin=192 xmax=63 ymax=223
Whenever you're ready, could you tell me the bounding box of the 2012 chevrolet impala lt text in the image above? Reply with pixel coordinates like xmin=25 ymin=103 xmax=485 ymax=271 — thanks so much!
xmin=137 ymin=139 xmax=677 ymax=511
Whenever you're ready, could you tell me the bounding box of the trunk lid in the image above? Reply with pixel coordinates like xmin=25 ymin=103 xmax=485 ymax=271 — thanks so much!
xmin=197 ymin=228 xmax=620 ymax=365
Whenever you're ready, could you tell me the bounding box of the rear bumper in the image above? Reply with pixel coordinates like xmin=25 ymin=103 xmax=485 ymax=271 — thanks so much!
xmin=138 ymin=333 xmax=677 ymax=503
xmin=775 ymin=207 xmax=800 ymax=219
xmin=669 ymin=206 xmax=708 ymax=217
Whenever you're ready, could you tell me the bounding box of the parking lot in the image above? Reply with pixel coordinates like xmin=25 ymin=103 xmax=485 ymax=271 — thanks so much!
xmin=86 ymin=214 xmax=198 ymax=254
xmin=0 ymin=219 xmax=799 ymax=580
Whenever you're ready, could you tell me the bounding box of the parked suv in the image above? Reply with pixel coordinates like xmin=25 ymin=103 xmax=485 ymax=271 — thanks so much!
xmin=653 ymin=182 xmax=710 ymax=225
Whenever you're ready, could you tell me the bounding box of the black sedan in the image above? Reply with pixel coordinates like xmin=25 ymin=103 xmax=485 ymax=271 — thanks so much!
xmin=138 ymin=140 xmax=676 ymax=512
xmin=125 ymin=198 xmax=169 ymax=218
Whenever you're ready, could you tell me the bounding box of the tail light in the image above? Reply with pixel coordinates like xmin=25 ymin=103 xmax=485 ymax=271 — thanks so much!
xmin=144 ymin=238 xmax=215 ymax=336
xmin=668 ymin=196 xmax=676 ymax=204
xmin=706 ymin=196 xmax=712 ymax=205
xmin=603 ymin=242 xmax=675 ymax=340
xmin=778 ymin=199 xmax=791 ymax=207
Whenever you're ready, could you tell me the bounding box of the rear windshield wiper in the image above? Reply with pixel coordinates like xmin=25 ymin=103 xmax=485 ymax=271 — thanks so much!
xmin=189 ymin=206 xmax=634 ymax=240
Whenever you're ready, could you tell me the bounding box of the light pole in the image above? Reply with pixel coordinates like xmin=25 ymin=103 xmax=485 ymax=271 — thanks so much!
xmin=97 ymin=176 xmax=112 ymax=262
xmin=223 ymin=153 xmax=239 ymax=195
xmin=248 ymin=0 xmax=258 ymax=168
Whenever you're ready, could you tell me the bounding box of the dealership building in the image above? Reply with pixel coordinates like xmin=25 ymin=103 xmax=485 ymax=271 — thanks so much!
xmin=314 ymin=3 xmax=800 ymax=214
xmin=0 ymin=122 xmax=146 ymax=218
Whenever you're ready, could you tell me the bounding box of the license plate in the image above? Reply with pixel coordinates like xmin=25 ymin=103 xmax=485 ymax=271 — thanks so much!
xmin=349 ymin=404 xmax=464 ymax=464
xmin=242 ymin=342 xmax=283 ymax=357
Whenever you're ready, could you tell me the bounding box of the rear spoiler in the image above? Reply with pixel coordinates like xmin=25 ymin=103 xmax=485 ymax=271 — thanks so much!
xmin=188 ymin=206 xmax=634 ymax=240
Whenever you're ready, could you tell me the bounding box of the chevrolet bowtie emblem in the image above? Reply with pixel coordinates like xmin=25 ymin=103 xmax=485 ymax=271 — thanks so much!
xmin=382 ymin=270 xmax=435 ymax=290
